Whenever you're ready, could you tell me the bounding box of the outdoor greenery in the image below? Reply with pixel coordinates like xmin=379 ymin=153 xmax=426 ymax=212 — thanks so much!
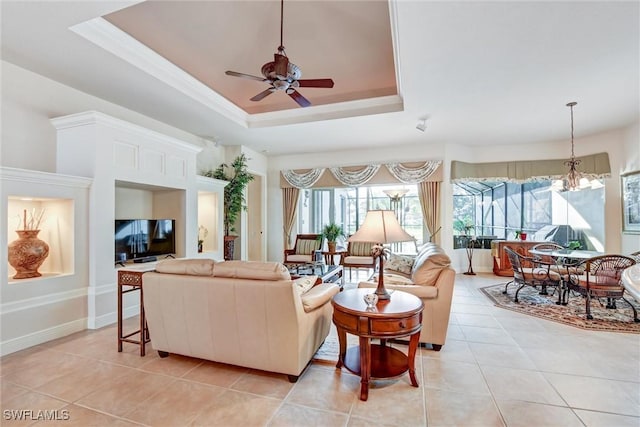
xmin=203 ymin=153 xmax=254 ymax=236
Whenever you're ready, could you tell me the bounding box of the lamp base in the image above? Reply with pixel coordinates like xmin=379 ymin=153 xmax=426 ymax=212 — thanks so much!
xmin=375 ymin=255 xmax=391 ymax=300
xmin=375 ymin=287 xmax=391 ymax=300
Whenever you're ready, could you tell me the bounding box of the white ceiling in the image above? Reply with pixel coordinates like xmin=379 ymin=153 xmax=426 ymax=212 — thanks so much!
xmin=1 ymin=1 xmax=638 ymax=156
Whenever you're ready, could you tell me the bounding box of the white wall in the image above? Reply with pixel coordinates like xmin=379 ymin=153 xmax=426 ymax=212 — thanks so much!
xmin=267 ymin=125 xmax=639 ymax=271
xmin=0 ymin=61 xmax=224 ymax=173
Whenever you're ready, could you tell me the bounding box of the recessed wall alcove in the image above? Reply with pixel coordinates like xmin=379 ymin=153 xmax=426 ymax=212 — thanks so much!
xmin=1 ymin=167 xmax=91 ymax=355
xmin=51 ymin=111 xmax=226 ymax=329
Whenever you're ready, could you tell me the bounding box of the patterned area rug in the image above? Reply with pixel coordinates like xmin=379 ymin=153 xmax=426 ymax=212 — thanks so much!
xmin=312 ymin=326 xmax=359 ymax=364
xmin=481 ymin=283 xmax=640 ymax=333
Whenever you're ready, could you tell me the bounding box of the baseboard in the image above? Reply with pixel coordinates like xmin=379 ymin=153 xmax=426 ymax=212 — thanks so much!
xmin=0 ymin=318 xmax=86 ymax=357
xmin=88 ymin=305 xmax=139 ymax=329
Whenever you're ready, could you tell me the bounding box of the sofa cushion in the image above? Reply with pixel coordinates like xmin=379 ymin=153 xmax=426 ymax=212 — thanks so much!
xmin=370 ymin=273 xmax=414 ymax=286
xmin=301 ymin=283 xmax=340 ymax=312
xmin=411 ymin=243 xmax=451 ymax=286
xmin=343 ymin=255 xmax=374 ymax=265
xmin=293 ymin=275 xmax=317 ymax=295
xmin=214 ymin=261 xmax=291 ymax=281
xmin=286 ymin=254 xmax=313 ymax=263
xmin=155 ymin=258 xmax=215 ymax=276
xmin=386 ymin=254 xmax=415 ymax=276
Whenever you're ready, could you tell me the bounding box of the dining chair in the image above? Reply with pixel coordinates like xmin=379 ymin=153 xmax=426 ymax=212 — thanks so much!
xmin=565 ymin=254 xmax=638 ymax=321
xmin=503 ymin=247 xmax=563 ymax=304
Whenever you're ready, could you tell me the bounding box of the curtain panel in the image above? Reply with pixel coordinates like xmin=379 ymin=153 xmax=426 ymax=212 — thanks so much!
xmin=282 ymin=187 xmax=300 ymax=249
xmin=450 ymin=152 xmax=611 ymax=183
xmin=280 ymin=161 xmax=443 ymax=189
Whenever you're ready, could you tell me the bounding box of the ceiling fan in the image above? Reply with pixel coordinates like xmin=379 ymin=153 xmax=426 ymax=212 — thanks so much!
xmin=225 ymin=0 xmax=334 ymax=108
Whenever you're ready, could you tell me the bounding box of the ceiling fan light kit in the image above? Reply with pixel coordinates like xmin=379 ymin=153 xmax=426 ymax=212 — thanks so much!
xmin=225 ymin=0 xmax=334 ymax=108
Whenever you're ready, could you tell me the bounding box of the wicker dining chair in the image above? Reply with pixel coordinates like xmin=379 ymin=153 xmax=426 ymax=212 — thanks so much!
xmin=503 ymin=247 xmax=563 ymax=304
xmin=565 ymin=254 xmax=638 ymax=321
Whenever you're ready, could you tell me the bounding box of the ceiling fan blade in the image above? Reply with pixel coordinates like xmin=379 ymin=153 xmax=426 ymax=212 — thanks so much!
xmin=250 ymin=88 xmax=275 ymax=102
xmin=274 ymin=53 xmax=289 ymax=79
xmin=288 ymin=90 xmax=311 ymax=108
xmin=297 ymin=78 xmax=334 ymax=88
xmin=225 ymin=70 xmax=266 ymax=82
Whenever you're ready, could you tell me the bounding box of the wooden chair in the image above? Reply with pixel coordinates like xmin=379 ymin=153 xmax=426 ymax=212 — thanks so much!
xmin=340 ymin=240 xmax=378 ymax=280
xmin=503 ymin=247 xmax=563 ymax=304
xmin=565 ymin=254 xmax=638 ymax=321
xmin=284 ymin=234 xmax=323 ymax=268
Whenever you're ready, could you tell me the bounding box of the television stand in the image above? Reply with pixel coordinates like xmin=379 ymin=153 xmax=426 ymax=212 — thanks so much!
xmin=134 ymin=256 xmax=157 ymax=263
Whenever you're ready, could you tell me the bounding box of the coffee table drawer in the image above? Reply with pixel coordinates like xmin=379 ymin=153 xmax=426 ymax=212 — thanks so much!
xmin=370 ymin=313 xmax=421 ymax=335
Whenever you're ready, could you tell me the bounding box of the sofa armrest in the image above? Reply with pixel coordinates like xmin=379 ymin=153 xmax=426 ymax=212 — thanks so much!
xmin=284 ymin=249 xmax=295 ymax=255
xmin=301 ymin=282 xmax=340 ymax=313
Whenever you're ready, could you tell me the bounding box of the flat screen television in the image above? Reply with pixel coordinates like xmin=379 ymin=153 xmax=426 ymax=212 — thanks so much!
xmin=115 ymin=219 xmax=175 ymax=262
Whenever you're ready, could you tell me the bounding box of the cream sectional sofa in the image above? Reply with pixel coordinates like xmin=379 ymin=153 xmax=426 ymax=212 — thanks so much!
xmin=358 ymin=243 xmax=455 ymax=350
xmin=142 ymin=259 xmax=340 ymax=381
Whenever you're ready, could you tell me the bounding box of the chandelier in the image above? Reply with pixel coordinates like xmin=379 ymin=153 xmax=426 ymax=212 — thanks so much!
xmin=564 ymin=101 xmax=581 ymax=191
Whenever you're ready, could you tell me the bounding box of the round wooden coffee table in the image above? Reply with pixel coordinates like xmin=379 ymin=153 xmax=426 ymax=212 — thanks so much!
xmin=331 ymin=288 xmax=423 ymax=401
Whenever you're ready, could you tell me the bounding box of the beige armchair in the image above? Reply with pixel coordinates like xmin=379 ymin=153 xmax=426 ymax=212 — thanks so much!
xmin=284 ymin=234 xmax=323 ymax=267
xmin=340 ymin=240 xmax=378 ymax=279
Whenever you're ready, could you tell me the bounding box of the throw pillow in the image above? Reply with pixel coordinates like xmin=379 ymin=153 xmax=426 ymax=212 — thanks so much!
xmin=386 ymin=254 xmax=415 ymax=275
xmin=293 ymin=275 xmax=318 ymax=295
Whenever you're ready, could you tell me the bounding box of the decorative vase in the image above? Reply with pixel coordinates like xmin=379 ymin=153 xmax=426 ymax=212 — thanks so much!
xmin=198 ymin=241 xmax=203 ymax=253
xmin=520 ymin=233 xmax=527 ymax=241
xmin=328 ymin=241 xmax=337 ymax=253
xmin=8 ymin=230 xmax=50 ymax=279
xmin=223 ymin=235 xmax=238 ymax=261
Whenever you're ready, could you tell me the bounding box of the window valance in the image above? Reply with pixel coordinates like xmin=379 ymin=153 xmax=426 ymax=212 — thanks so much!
xmin=450 ymin=152 xmax=611 ymax=183
xmin=280 ymin=161 xmax=443 ymax=189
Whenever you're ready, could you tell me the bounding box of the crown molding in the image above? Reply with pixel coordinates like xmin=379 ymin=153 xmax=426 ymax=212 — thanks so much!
xmin=70 ymin=15 xmax=404 ymax=128
xmin=50 ymin=111 xmax=203 ymax=154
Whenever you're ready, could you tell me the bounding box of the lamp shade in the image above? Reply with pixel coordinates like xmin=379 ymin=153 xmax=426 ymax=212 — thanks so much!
xmin=348 ymin=210 xmax=414 ymax=244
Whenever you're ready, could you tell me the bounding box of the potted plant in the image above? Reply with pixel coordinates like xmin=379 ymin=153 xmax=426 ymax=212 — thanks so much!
xmin=203 ymin=153 xmax=254 ymax=260
xmin=321 ymin=222 xmax=345 ymax=253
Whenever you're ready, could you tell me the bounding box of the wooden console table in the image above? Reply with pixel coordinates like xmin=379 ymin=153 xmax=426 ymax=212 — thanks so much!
xmin=117 ymin=265 xmax=154 ymax=356
xmin=332 ymin=289 xmax=423 ymax=401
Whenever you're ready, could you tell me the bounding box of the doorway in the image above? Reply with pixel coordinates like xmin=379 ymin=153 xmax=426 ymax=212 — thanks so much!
xmin=246 ymin=173 xmax=264 ymax=261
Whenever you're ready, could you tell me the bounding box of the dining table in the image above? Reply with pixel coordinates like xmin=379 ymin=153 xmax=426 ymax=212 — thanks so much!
xmin=528 ymin=248 xmax=603 ymax=260
xmin=527 ymin=248 xmax=603 ymax=305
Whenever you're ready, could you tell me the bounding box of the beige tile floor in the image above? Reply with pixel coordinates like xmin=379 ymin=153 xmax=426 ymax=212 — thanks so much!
xmin=1 ymin=273 xmax=639 ymax=426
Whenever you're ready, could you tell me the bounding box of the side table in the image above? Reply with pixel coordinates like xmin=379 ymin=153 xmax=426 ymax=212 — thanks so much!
xmin=331 ymin=289 xmax=424 ymax=401
xmin=117 ymin=265 xmax=154 ymax=356
xmin=322 ymin=250 xmax=345 ymax=266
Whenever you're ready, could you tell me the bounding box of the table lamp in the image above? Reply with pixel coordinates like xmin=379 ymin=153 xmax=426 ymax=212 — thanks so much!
xmin=348 ymin=210 xmax=414 ymax=300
